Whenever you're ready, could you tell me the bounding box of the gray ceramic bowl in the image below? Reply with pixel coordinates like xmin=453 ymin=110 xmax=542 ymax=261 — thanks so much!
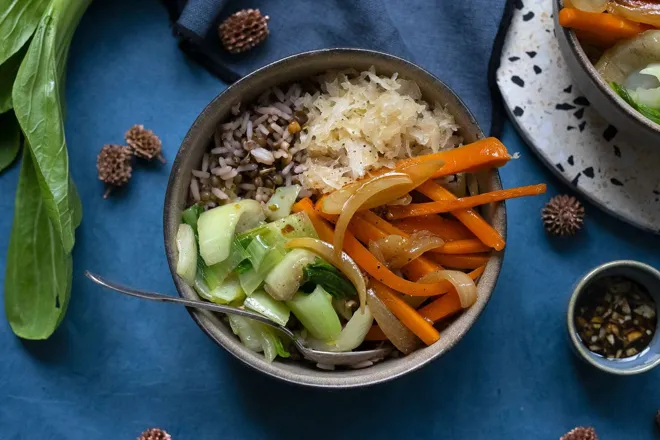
xmin=567 ymin=260 xmax=660 ymax=375
xmin=163 ymin=49 xmax=506 ymax=388
xmin=554 ymin=0 xmax=660 ymax=147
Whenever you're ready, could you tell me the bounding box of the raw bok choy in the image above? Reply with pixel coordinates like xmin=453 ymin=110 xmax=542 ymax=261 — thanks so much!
xmin=3 ymin=0 xmax=91 ymax=340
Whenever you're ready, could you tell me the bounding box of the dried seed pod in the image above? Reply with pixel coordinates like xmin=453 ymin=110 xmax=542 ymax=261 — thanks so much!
xmin=542 ymin=194 xmax=585 ymax=236
xmin=219 ymin=9 xmax=269 ymax=54
xmin=137 ymin=428 xmax=172 ymax=440
xmin=561 ymin=426 xmax=598 ymax=440
xmin=97 ymin=144 xmax=133 ymax=198
xmin=125 ymin=124 xmax=165 ymax=163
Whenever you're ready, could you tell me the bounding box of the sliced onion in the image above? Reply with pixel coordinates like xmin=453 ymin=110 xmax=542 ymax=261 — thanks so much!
xmin=366 ymin=288 xmax=422 ymax=354
xmin=596 ymin=30 xmax=660 ymax=84
xmin=609 ymin=1 xmax=660 ymax=27
xmin=368 ymin=232 xmax=444 ymax=270
xmin=570 ymin=0 xmax=609 ymax=12
xmin=386 ymin=194 xmax=412 ymax=206
xmin=286 ymin=237 xmax=367 ymax=311
xmin=333 ymin=174 xmax=412 ymax=261
xmin=321 ymin=158 xmax=445 ymax=214
xmin=360 ymin=159 xmax=445 ymax=209
xmin=418 ymin=270 xmax=477 ymax=308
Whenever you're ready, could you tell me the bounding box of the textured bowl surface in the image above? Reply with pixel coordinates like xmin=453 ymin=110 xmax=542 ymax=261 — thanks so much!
xmin=554 ymin=0 xmax=660 ymax=147
xmin=567 ymin=260 xmax=660 ymax=375
xmin=163 ymin=48 xmax=506 ymax=388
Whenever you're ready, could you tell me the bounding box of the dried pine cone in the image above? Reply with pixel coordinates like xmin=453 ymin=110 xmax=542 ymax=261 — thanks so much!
xmin=542 ymin=194 xmax=585 ymax=236
xmin=125 ymin=124 xmax=165 ymax=163
xmin=219 ymin=9 xmax=269 ymax=54
xmin=137 ymin=428 xmax=171 ymax=440
xmin=560 ymin=426 xmax=598 ymax=440
xmin=97 ymin=144 xmax=133 ymax=198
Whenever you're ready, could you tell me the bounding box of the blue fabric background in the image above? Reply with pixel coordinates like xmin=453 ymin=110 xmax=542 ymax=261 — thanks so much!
xmin=1 ymin=0 xmax=659 ymax=438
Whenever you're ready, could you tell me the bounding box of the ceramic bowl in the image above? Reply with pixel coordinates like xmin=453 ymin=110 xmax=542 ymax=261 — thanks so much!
xmin=553 ymin=0 xmax=660 ymax=147
xmin=567 ymin=260 xmax=660 ymax=375
xmin=163 ymin=48 xmax=506 ymax=388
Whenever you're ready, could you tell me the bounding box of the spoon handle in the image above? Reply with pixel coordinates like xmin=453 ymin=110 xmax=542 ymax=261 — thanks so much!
xmin=84 ymin=271 xmax=284 ymax=330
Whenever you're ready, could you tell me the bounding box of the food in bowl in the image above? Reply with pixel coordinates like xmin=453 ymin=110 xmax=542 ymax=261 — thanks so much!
xmin=559 ymin=2 xmax=660 ymax=124
xmin=175 ymin=68 xmax=545 ymax=368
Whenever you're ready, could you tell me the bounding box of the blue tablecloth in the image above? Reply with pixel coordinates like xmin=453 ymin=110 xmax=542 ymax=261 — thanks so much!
xmin=1 ymin=0 xmax=660 ymax=439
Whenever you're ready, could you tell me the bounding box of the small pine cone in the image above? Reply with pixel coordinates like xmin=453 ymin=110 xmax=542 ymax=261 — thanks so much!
xmin=219 ymin=9 xmax=269 ymax=54
xmin=542 ymin=194 xmax=585 ymax=236
xmin=125 ymin=124 xmax=165 ymax=163
xmin=560 ymin=426 xmax=598 ymax=440
xmin=97 ymin=144 xmax=133 ymax=198
xmin=137 ymin=428 xmax=172 ymax=440
xmin=655 ymin=410 xmax=660 ymax=429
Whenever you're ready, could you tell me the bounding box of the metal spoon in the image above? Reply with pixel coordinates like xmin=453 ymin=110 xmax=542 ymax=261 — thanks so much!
xmin=85 ymin=271 xmax=390 ymax=367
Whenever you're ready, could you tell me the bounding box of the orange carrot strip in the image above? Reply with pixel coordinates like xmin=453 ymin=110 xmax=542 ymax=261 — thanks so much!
xmin=370 ymin=280 xmax=440 ymax=345
xmin=392 ymin=215 xmax=474 ymax=241
xmin=416 ymin=180 xmax=505 ymax=251
xmin=366 ymin=265 xmax=487 ymax=340
xmin=365 ymin=325 xmax=387 ymax=341
xmin=573 ymin=29 xmax=621 ymax=48
xmin=430 ymin=253 xmax=490 ymax=270
xmin=559 ymin=8 xmax=651 ymax=45
xmin=386 ymin=184 xmax=547 ymax=220
xmin=419 ymin=266 xmax=486 ymax=322
xmin=430 ymin=239 xmax=491 ymax=255
xmin=294 ymin=199 xmax=453 ymax=296
xmin=348 ymin=213 xmax=443 ymax=279
xmin=395 ymin=137 xmax=511 ymax=179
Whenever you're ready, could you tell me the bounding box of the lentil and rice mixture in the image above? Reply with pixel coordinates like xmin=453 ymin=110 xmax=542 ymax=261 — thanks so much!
xmin=189 ymin=82 xmax=312 ymax=209
xmin=188 ymin=68 xmax=460 ymax=209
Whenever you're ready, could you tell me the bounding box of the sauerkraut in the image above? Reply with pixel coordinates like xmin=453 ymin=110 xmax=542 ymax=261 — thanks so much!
xmin=297 ymin=68 xmax=460 ymax=193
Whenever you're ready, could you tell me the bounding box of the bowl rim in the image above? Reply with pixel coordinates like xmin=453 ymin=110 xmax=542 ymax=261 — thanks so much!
xmin=163 ymin=48 xmax=507 ymax=388
xmin=555 ymin=0 xmax=660 ymax=136
xmin=567 ymin=259 xmax=660 ymax=375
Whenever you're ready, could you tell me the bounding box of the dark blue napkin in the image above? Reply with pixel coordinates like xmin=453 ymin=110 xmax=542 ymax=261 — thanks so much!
xmin=163 ymin=0 xmax=512 ymax=134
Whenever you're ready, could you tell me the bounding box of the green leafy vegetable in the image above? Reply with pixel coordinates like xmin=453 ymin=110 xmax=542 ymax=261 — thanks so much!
xmin=611 ymin=82 xmax=660 ymax=125
xmin=4 ymin=148 xmax=71 ymax=339
xmin=0 ymin=112 xmax=21 ymax=173
xmin=260 ymin=325 xmax=290 ymax=362
xmin=12 ymin=0 xmax=91 ymax=253
xmin=302 ymin=258 xmax=357 ymax=299
xmin=286 ymin=286 xmax=342 ymax=342
xmin=0 ymin=0 xmax=49 ymax=66
xmin=182 ymin=204 xmax=204 ymax=232
xmin=3 ymin=0 xmax=91 ymax=339
xmin=0 ymin=47 xmax=27 ymax=113
xmin=244 ymin=290 xmax=290 ymax=326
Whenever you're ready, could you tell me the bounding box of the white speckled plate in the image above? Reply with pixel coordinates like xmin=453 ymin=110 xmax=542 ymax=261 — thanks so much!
xmin=496 ymin=0 xmax=660 ymax=233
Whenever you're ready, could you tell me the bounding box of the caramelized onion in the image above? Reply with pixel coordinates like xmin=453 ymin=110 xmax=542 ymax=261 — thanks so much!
xmin=333 ymin=174 xmax=412 ymax=261
xmin=570 ymin=0 xmax=609 ymax=12
xmin=366 ymin=288 xmax=422 ymax=354
xmin=321 ymin=159 xmax=445 ymax=214
xmin=609 ymin=1 xmax=660 ymax=27
xmin=418 ymin=270 xmax=477 ymax=308
xmin=386 ymin=194 xmax=413 ymax=206
xmin=286 ymin=237 xmax=367 ymax=311
xmin=369 ymin=232 xmax=445 ymax=269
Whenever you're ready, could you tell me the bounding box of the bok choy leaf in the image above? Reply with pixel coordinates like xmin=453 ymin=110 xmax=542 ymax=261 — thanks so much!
xmin=0 ymin=0 xmax=50 ymax=66
xmin=4 ymin=148 xmax=72 ymax=339
xmin=12 ymin=0 xmax=92 ymax=253
xmin=3 ymin=0 xmax=90 ymax=339
xmin=0 ymin=112 xmax=21 ymax=173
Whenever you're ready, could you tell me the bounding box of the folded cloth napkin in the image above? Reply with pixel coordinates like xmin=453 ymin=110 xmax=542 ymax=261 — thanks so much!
xmin=161 ymin=0 xmax=513 ymax=135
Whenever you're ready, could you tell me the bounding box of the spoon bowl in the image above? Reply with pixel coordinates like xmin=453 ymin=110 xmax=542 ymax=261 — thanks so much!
xmin=84 ymin=271 xmax=390 ymax=367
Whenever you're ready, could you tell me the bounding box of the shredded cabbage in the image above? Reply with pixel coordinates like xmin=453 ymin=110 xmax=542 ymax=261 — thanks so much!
xmin=296 ymin=68 xmax=459 ymax=193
